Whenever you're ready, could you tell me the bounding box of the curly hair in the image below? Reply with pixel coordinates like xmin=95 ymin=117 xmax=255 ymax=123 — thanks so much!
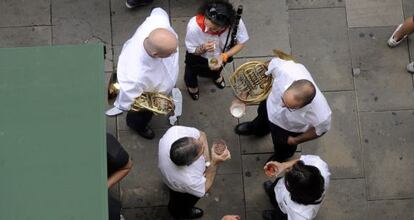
xmin=197 ymin=0 xmax=236 ymax=27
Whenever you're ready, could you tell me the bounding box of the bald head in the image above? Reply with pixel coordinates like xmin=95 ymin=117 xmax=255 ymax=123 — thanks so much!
xmin=145 ymin=28 xmax=178 ymax=58
xmin=283 ymin=79 xmax=316 ymax=109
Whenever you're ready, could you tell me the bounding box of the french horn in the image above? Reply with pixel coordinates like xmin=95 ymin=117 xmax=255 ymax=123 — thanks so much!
xmin=229 ymin=50 xmax=296 ymax=105
xmin=107 ymin=73 xmax=174 ymax=115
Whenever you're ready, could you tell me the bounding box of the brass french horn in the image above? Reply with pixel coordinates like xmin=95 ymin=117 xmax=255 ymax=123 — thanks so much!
xmin=107 ymin=73 xmax=174 ymax=115
xmin=229 ymin=49 xmax=296 ymax=105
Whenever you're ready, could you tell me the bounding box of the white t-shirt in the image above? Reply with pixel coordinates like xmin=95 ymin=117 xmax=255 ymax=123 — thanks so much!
xmin=158 ymin=126 xmax=206 ymax=198
xmin=185 ymin=16 xmax=249 ymax=59
xmin=265 ymin=58 xmax=332 ymax=136
xmin=274 ymin=155 xmax=330 ymax=220
xmin=114 ymin=8 xmax=179 ymax=111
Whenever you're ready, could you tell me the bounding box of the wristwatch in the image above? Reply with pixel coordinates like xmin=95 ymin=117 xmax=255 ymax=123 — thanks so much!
xmin=205 ymin=161 xmax=211 ymax=168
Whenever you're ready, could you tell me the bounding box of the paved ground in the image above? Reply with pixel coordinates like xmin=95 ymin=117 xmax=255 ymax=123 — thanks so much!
xmin=2 ymin=0 xmax=414 ymax=219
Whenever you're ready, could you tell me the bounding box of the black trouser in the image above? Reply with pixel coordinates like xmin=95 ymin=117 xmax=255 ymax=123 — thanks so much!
xmin=168 ymin=189 xmax=201 ymax=217
xmin=126 ymin=110 xmax=153 ymax=131
xmin=250 ymin=100 xmax=301 ymax=162
xmin=267 ymin=178 xmax=288 ymax=220
xmin=108 ymin=194 xmax=121 ymax=220
xmin=184 ymin=52 xmax=223 ymax=88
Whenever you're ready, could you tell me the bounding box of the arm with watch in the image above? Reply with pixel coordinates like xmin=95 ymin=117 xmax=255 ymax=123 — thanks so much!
xmin=204 ymin=142 xmax=231 ymax=193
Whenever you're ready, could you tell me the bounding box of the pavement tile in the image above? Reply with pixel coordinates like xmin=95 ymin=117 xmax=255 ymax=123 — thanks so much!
xmin=290 ymin=8 xmax=353 ymax=91
xmin=121 ymin=206 xmax=173 ymax=220
xmin=0 ymin=0 xmax=50 ymax=27
xmin=52 ymin=0 xmax=113 ymax=71
xmin=242 ymin=154 xmax=278 ymax=213
xmin=170 ymin=0 xmax=199 ymax=18
xmin=349 ymin=27 xmax=414 ymax=111
xmin=316 ymin=179 xmax=367 ymax=219
xmin=360 ymin=110 xmax=414 ymax=200
xmin=179 ymin=87 xmax=242 ymax=175
xmin=230 ymin=0 xmax=291 ymax=57
xmin=367 ymin=199 xmax=414 ymax=220
xmin=119 ymin=129 xmax=169 ymax=208
xmin=287 ymin=0 xmax=345 ymax=9
xmin=0 ymin=26 xmax=51 ymax=47
xmin=197 ymin=174 xmax=245 ymax=220
xmin=345 ymin=0 xmax=403 ymax=27
xmin=111 ymin=0 xmax=169 ymax=46
xmin=302 ymin=91 xmax=363 ymax=179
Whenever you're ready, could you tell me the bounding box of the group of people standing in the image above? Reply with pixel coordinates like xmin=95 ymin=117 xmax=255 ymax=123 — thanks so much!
xmin=105 ymin=1 xmax=333 ymax=220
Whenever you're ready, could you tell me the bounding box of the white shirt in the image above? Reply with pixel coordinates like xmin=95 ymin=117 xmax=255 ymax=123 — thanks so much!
xmin=158 ymin=126 xmax=206 ymax=198
xmin=185 ymin=16 xmax=249 ymax=59
xmin=275 ymin=155 xmax=330 ymax=220
xmin=114 ymin=8 xmax=179 ymax=111
xmin=266 ymin=58 xmax=332 ymax=136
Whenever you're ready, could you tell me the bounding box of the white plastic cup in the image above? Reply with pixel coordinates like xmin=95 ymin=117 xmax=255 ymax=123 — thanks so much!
xmin=230 ymin=99 xmax=246 ymax=118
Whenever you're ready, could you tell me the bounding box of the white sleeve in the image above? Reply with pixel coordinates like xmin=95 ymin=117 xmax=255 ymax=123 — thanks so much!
xmin=185 ymin=176 xmax=206 ymax=198
xmin=149 ymin=7 xmax=170 ymax=24
xmin=115 ymin=78 xmax=144 ymax=111
xmin=185 ymin=18 xmax=200 ymax=53
xmin=314 ymin=114 xmax=331 ymax=136
xmin=236 ymin=19 xmax=249 ymax=44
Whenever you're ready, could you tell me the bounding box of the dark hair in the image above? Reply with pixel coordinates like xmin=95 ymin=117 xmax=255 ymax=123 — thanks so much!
xmin=197 ymin=0 xmax=236 ymax=27
xmin=170 ymin=137 xmax=200 ymax=166
xmin=288 ymin=79 xmax=316 ymax=107
xmin=284 ymin=160 xmax=325 ymax=205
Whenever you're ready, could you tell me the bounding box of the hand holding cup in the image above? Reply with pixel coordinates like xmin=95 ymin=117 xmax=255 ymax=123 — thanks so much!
xmin=263 ymin=161 xmax=284 ymax=177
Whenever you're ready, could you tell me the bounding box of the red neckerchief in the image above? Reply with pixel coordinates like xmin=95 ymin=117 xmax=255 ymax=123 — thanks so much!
xmin=196 ymin=14 xmax=227 ymax=36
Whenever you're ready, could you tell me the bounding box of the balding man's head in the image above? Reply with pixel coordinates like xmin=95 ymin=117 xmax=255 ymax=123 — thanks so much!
xmin=282 ymin=79 xmax=316 ymax=109
xmin=144 ymin=28 xmax=178 ymax=58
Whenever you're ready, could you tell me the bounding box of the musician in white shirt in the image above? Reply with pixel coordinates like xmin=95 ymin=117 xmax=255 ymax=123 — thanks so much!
xmin=235 ymin=58 xmax=332 ymax=162
xmin=262 ymin=155 xmax=330 ymax=220
xmin=184 ymin=0 xmax=249 ymax=100
xmin=105 ymin=8 xmax=179 ymax=139
xmin=158 ymin=126 xmax=230 ymax=219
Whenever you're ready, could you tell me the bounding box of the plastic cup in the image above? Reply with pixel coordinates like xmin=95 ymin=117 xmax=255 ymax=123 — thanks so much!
xmin=230 ymin=99 xmax=246 ymax=118
xmin=213 ymin=139 xmax=227 ymax=155
xmin=265 ymin=163 xmax=278 ymax=177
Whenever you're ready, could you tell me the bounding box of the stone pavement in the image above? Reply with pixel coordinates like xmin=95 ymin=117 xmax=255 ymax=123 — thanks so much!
xmin=2 ymin=0 xmax=414 ymax=219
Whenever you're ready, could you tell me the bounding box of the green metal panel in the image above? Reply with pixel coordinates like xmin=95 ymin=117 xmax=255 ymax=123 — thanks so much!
xmin=0 ymin=44 xmax=107 ymax=220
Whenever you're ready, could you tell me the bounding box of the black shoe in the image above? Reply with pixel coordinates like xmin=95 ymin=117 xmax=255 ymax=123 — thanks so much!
xmin=137 ymin=126 xmax=155 ymax=139
xmin=234 ymin=122 xmax=254 ymax=135
xmin=262 ymin=210 xmax=276 ymax=220
xmin=263 ymin=181 xmax=274 ymax=197
xmin=125 ymin=0 xmax=153 ymax=8
xmin=213 ymin=76 xmax=226 ymax=89
xmin=187 ymin=88 xmax=199 ymax=100
xmin=183 ymin=207 xmax=204 ymax=219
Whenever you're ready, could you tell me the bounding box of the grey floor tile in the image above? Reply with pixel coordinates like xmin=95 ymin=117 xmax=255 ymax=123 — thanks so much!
xmin=122 ymin=206 xmax=173 ymax=220
xmin=290 ymin=8 xmax=353 ymax=91
xmin=179 ymin=88 xmax=241 ymax=175
xmin=119 ymin=129 xmax=169 ymax=208
xmin=367 ymin=199 xmax=414 ymax=220
xmin=230 ymin=0 xmax=291 ymax=57
xmin=0 ymin=0 xmax=50 ymax=27
xmin=349 ymin=27 xmax=414 ymax=111
xmin=0 ymin=26 xmax=51 ymax=47
xmin=170 ymin=0 xmax=200 ymax=18
xmin=360 ymin=110 xmax=414 ymax=200
xmin=287 ymin=0 xmax=345 ymax=9
xmin=242 ymin=154 xmax=276 ymax=212
xmin=316 ymin=179 xmax=367 ymax=219
xmin=346 ymin=0 xmax=403 ymax=27
xmin=302 ymin=91 xmax=363 ymax=179
xmin=52 ymin=0 xmax=111 ymax=45
xmin=111 ymin=0 xmax=169 ymax=45
xmin=197 ymin=174 xmax=245 ymax=220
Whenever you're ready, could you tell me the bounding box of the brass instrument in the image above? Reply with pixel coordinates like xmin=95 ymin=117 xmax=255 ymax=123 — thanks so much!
xmin=229 ymin=50 xmax=296 ymax=104
xmin=107 ymin=73 xmax=174 ymax=115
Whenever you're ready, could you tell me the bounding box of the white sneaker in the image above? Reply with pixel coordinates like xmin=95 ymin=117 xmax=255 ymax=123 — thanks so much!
xmin=406 ymin=62 xmax=414 ymax=73
xmin=387 ymin=24 xmax=407 ymax=47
